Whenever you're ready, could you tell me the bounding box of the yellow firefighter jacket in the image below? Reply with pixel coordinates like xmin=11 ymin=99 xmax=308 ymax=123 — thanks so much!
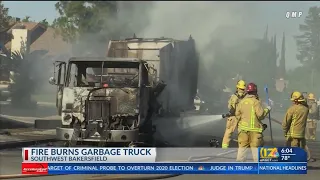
xmin=228 ymin=89 xmax=245 ymax=115
xmin=282 ymin=103 xmax=309 ymax=138
xmin=235 ymin=94 xmax=270 ymax=133
xmin=307 ymin=100 xmax=319 ymax=119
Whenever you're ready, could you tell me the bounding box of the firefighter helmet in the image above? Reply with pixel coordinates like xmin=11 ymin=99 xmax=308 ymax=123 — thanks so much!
xmin=236 ymin=80 xmax=246 ymax=90
xmin=308 ymin=93 xmax=315 ymax=100
xmin=246 ymin=83 xmax=257 ymax=93
xmin=290 ymin=91 xmax=305 ymax=102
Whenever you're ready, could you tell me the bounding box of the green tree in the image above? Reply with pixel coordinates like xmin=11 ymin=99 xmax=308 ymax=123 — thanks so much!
xmin=279 ymin=32 xmax=286 ymax=78
xmin=286 ymin=66 xmax=320 ymax=95
xmin=22 ymin=16 xmax=31 ymax=22
xmin=52 ymin=1 xmax=153 ymax=55
xmin=295 ymin=6 xmax=320 ymax=69
xmin=39 ymin=19 xmax=50 ymax=27
xmin=52 ymin=1 xmax=118 ymax=43
xmin=21 ymin=16 xmax=50 ymax=28
xmin=0 ymin=2 xmax=10 ymax=30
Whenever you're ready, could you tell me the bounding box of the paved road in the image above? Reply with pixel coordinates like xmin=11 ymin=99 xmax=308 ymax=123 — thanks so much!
xmin=0 ymin=101 xmax=58 ymax=124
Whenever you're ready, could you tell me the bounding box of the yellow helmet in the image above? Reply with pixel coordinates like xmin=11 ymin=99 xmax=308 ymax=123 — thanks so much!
xmin=308 ymin=93 xmax=315 ymax=100
xmin=236 ymin=80 xmax=246 ymax=90
xmin=290 ymin=91 xmax=305 ymax=102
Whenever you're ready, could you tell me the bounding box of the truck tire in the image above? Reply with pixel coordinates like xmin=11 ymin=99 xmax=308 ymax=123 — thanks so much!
xmin=34 ymin=119 xmax=61 ymax=129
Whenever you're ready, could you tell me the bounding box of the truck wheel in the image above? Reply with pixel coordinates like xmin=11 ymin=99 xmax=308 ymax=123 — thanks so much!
xmin=34 ymin=119 xmax=61 ymax=129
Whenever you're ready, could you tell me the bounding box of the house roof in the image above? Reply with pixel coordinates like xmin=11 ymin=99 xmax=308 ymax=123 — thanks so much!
xmin=10 ymin=22 xmax=42 ymax=32
xmin=4 ymin=22 xmax=71 ymax=57
xmin=5 ymin=22 xmax=43 ymax=49
xmin=30 ymin=27 xmax=71 ymax=56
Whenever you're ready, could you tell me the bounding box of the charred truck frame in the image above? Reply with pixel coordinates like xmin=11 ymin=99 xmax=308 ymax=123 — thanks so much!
xmin=49 ymin=57 xmax=164 ymax=147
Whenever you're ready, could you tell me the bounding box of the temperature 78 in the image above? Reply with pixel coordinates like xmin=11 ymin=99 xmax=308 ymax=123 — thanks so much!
xmin=281 ymin=155 xmax=291 ymax=161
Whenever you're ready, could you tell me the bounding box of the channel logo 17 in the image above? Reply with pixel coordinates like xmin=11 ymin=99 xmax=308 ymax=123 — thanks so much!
xmin=259 ymin=147 xmax=280 ymax=162
xmin=286 ymin=11 xmax=303 ymax=19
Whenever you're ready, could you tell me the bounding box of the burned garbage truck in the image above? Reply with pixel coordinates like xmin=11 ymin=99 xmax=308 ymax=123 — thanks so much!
xmin=50 ymin=57 xmax=163 ymax=146
xmin=107 ymin=36 xmax=199 ymax=115
xmin=50 ymin=36 xmax=199 ymax=147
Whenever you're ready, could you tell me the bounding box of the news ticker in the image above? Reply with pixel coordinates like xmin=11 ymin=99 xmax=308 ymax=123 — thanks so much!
xmin=22 ymin=147 xmax=307 ymax=163
xmin=21 ymin=162 xmax=307 ymax=175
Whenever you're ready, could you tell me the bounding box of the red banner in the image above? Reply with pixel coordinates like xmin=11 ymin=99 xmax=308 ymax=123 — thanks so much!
xmin=21 ymin=163 xmax=48 ymax=174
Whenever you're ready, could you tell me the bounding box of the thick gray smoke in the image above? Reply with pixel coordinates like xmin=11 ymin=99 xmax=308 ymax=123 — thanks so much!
xmin=141 ymin=2 xmax=257 ymax=64
xmin=32 ymin=1 xmax=153 ymax=100
xmin=71 ymin=1 xmax=153 ymax=57
xmin=141 ymin=1 xmax=318 ymax=70
xmin=32 ymin=1 xmax=319 ymax=103
xmin=136 ymin=1 xmax=319 ymax=99
xmin=138 ymin=2 xmax=266 ymax=99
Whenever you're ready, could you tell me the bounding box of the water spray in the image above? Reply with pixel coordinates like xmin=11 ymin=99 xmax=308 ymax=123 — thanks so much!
xmin=221 ymin=113 xmax=268 ymax=131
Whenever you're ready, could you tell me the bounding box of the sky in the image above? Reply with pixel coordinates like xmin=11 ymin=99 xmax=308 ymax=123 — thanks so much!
xmin=3 ymin=1 xmax=59 ymax=23
xmin=3 ymin=1 xmax=320 ymax=70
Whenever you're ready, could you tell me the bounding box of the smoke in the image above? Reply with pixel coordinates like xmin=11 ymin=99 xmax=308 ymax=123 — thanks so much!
xmin=135 ymin=1 xmax=319 ymax=95
xmin=140 ymin=1 xmax=318 ymax=70
xmin=71 ymin=1 xmax=153 ymax=57
xmin=131 ymin=2 xmax=261 ymax=96
xmin=140 ymin=2 xmax=258 ymax=68
xmin=31 ymin=1 xmax=319 ymax=102
xmin=31 ymin=1 xmax=154 ymax=100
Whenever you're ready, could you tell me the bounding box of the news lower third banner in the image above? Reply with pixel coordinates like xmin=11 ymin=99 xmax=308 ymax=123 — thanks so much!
xmin=22 ymin=162 xmax=307 ymax=174
xmin=23 ymin=147 xmax=307 ymax=163
xmin=21 ymin=147 xmax=308 ymax=175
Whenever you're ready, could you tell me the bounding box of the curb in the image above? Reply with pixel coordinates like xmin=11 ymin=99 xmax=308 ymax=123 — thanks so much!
xmin=34 ymin=119 xmax=61 ymax=129
xmin=0 ymin=138 xmax=57 ymax=150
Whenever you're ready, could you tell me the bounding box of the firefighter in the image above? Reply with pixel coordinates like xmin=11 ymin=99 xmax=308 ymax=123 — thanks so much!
xmin=306 ymin=93 xmax=319 ymax=140
xmin=235 ymin=83 xmax=271 ymax=162
xmin=221 ymin=80 xmax=246 ymax=149
xmin=282 ymin=91 xmax=309 ymax=148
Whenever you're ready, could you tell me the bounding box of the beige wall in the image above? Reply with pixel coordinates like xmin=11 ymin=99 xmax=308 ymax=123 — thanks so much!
xmin=11 ymin=29 xmax=30 ymax=55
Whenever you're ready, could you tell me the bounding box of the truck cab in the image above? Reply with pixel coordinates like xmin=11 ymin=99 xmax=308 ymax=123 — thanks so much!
xmin=49 ymin=57 xmax=158 ymax=146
